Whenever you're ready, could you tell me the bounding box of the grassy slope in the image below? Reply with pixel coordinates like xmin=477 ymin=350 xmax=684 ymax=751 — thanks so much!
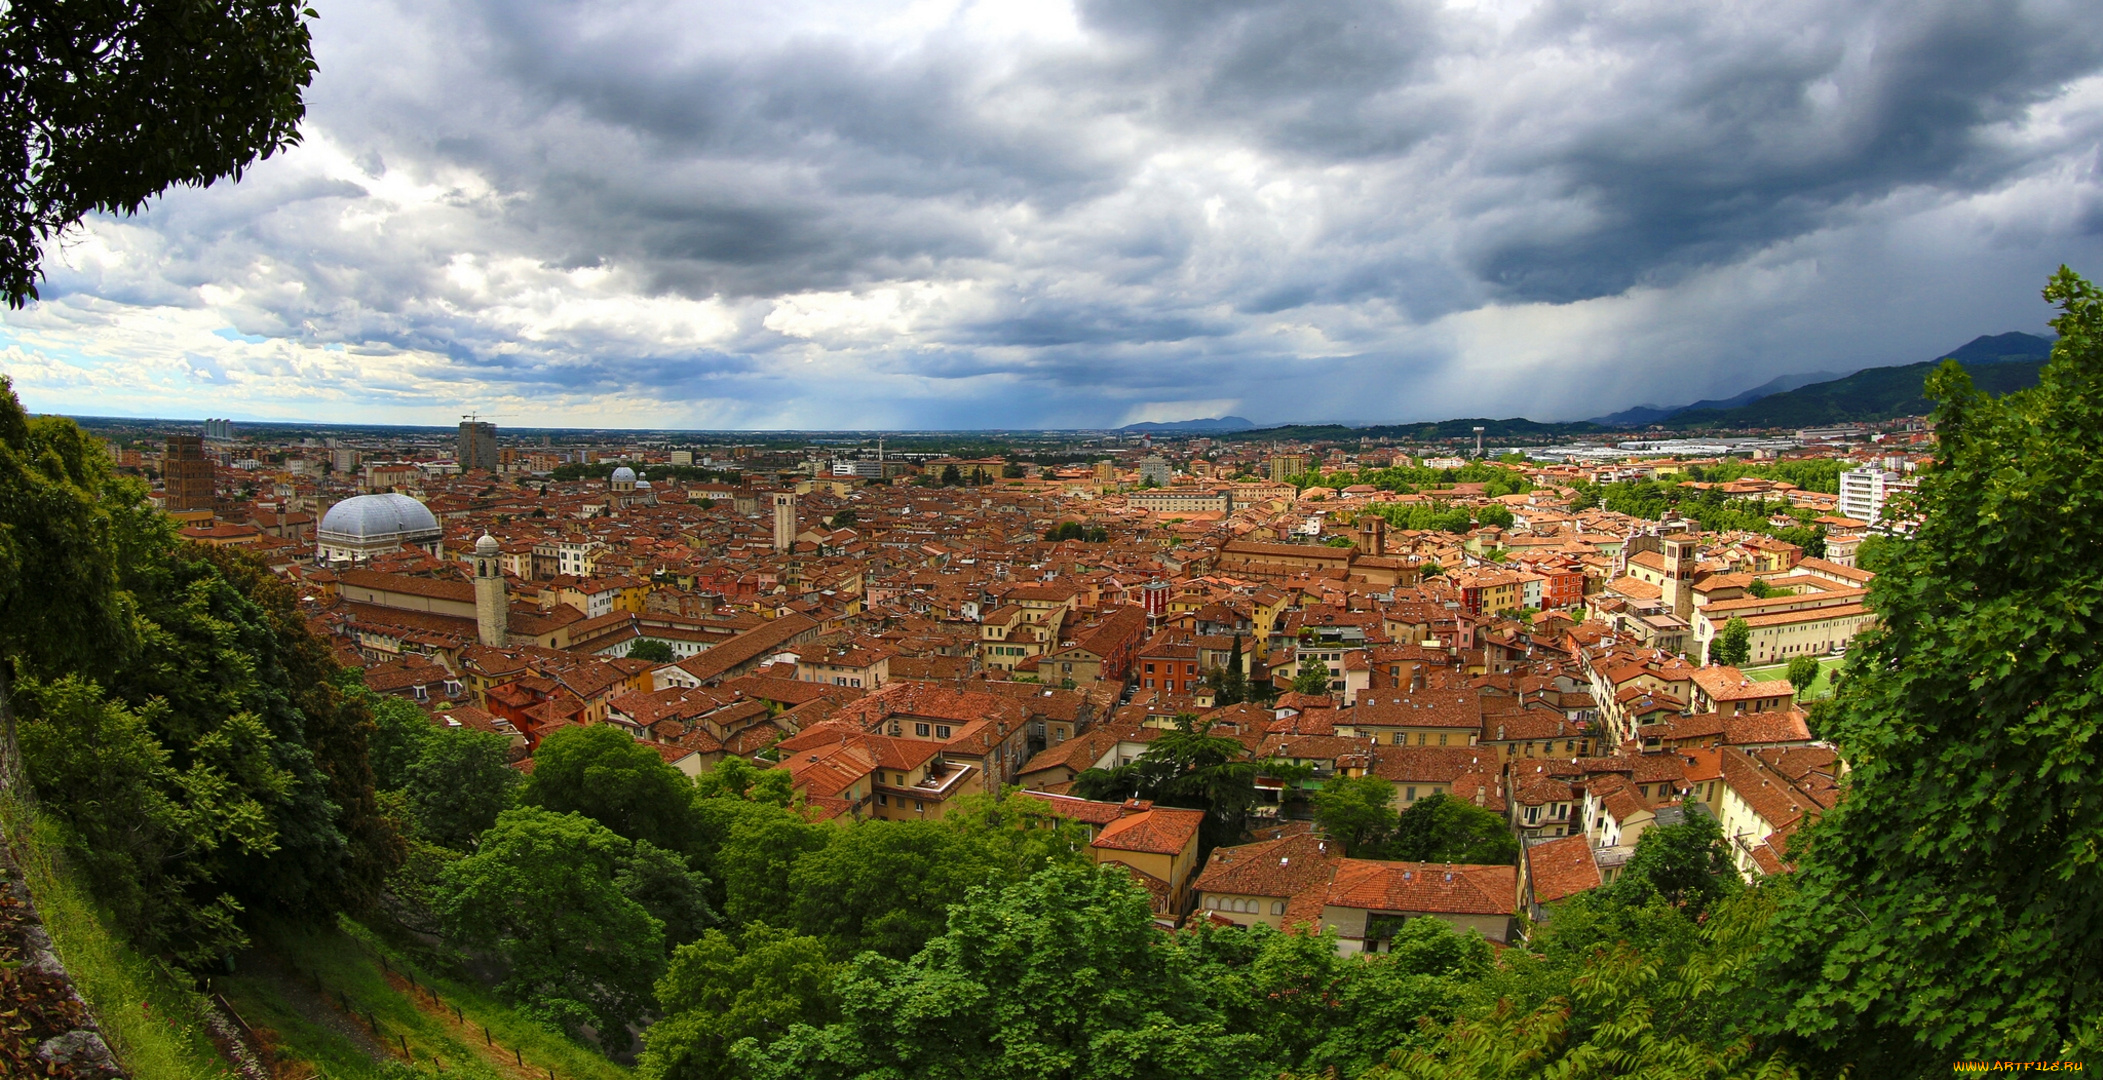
xmin=217 ymin=917 xmax=632 ymax=1080
xmin=0 ymin=795 xmax=238 ymax=1080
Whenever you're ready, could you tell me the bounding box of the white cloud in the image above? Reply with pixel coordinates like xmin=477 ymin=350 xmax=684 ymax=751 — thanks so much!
xmin=3 ymin=0 xmax=2100 ymax=428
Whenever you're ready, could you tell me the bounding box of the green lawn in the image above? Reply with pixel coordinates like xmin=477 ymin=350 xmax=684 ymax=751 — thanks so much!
xmin=0 ymin=795 xmax=238 ymax=1080
xmin=1744 ymin=654 xmax=1847 ymax=700
xmin=218 ymin=916 xmax=632 ymax=1080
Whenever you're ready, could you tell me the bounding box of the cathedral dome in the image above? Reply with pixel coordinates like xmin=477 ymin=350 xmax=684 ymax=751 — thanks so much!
xmin=318 ymin=493 xmax=440 ymax=543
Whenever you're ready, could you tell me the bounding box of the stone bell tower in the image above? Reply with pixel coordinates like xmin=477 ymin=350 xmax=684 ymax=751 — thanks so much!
xmin=474 ymin=533 xmax=508 ymax=647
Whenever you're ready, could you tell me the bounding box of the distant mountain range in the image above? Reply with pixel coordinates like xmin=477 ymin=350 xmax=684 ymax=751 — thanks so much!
xmin=1660 ymin=331 xmax=2054 ymax=429
xmin=1209 ymin=332 xmax=2057 ymax=442
xmin=1588 ymin=371 xmax=1845 ymax=427
xmin=1117 ymin=416 xmax=1256 ymax=433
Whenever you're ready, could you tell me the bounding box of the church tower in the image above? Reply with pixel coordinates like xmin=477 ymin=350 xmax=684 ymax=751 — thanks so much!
xmin=773 ymin=492 xmax=796 ymax=553
xmin=1660 ymin=535 xmax=1696 ymax=621
xmin=474 ymin=533 xmax=508 ymax=647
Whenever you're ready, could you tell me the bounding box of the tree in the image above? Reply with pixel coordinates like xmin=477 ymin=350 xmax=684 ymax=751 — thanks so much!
xmin=1311 ymin=775 xmax=1398 ymax=856
xmin=1223 ymin=634 xmax=1246 ymax=699
xmin=15 ymin=676 xmax=264 ymax=964
xmin=1755 ymin=269 xmax=2103 ymax=1071
xmin=784 ymin=820 xmax=995 ymax=960
xmin=1599 ymin=807 xmax=1740 ymax=920
xmin=1747 ymin=579 xmax=1775 ymax=599
xmin=750 ymin=865 xmax=1265 ymax=1080
xmin=1071 ymin=716 xmax=1259 ymax=853
xmin=1291 ymin=654 xmax=1333 ymax=697
xmin=617 ymin=839 xmax=717 ymax=949
xmin=637 ymin=925 xmax=839 ymax=1080
xmin=522 ymin=723 xmax=698 ymax=855
xmin=1389 ymin=794 xmax=1519 ymax=865
xmin=1 ymin=0 xmax=318 ymax=306
xmin=404 ymin=726 xmax=521 ymax=850
xmin=1709 ymin=617 xmax=1751 ymax=667
xmin=628 ymin=639 xmax=676 ymax=664
xmin=1784 ymin=655 xmax=1821 ymax=700
xmin=692 ymin=755 xmax=794 ymax=805
xmin=939 ymin=464 xmax=961 ymax=486
xmin=435 ymin=807 xmax=668 ymax=1040
xmin=366 ymin=692 xmax=436 ymax=792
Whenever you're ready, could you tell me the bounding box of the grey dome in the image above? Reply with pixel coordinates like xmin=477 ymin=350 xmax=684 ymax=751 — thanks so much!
xmin=610 ymin=466 xmax=637 ymax=482
xmin=475 ymin=533 xmax=500 ymax=555
xmin=634 ymin=479 xmax=652 ymax=489
xmin=318 ymin=493 xmax=441 ymax=542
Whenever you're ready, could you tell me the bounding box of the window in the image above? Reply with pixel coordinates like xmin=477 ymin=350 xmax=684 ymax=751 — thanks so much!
xmin=1392 ymin=733 xmax=1405 ymax=745
xmin=915 ymin=722 xmax=930 ymax=737
xmin=936 ymin=725 xmax=951 ymax=738
xmin=1145 ymin=662 xmax=1156 ymax=673
xmin=1417 ymin=733 xmax=1428 ymax=746
xmin=1406 ymin=786 xmax=1417 ymax=802
xmin=1272 ymin=901 xmax=1286 ymax=915
xmin=1186 ymin=664 xmax=1197 ymax=675
xmin=1438 ymin=733 xmax=1448 ymax=746
xmin=877 ymin=793 xmax=889 ymax=806
xmin=1525 ymin=805 xmax=1539 ymax=824
xmin=914 ymin=800 xmax=924 ymax=812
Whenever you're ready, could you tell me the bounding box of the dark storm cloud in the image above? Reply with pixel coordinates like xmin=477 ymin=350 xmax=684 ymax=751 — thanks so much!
xmin=10 ymin=0 xmax=2103 ymax=427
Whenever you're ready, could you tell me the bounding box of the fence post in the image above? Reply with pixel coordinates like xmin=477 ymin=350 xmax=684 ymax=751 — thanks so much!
xmin=398 ymin=1033 xmax=409 ymax=1058
xmin=514 ymin=1048 xmax=522 ymax=1067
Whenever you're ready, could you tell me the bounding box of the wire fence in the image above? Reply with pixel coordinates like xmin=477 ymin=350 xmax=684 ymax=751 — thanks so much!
xmin=254 ymin=948 xmax=572 ymax=1080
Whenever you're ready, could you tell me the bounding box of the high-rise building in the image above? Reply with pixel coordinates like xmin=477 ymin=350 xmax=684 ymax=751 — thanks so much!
xmin=1839 ymin=466 xmax=1900 ymax=524
xmin=1138 ymin=455 xmax=1173 ymax=486
xmin=1268 ymin=454 xmax=1308 ymax=482
xmin=457 ymin=420 xmax=499 ymax=473
xmin=163 ymin=435 xmax=215 ymax=512
xmin=202 ymin=418 xmax=233 ymax=441
xmin=1094 ymin=460 xmax=1116 ymax=486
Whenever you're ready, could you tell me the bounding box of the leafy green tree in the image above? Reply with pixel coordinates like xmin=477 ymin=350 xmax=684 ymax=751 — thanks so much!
xmin=1291 ymin=654 xmax=1333 ymax=697
xmin=1311 ymin=774 xmax=1399 ymax=856
xmin=638 ymin=925 xmax=839 ymax=1080
xmin=15 ymin=676 xmax=268 ymax=963
xmin=0 ymin=379 xmax=132 ymax=693
xmin=404 ymin=726 xmax=521 ymax=850
xmin=618 ymin=839 xmax=717 ymax=949
xmin=366 ymin=692 xmax=436 ymax=792
xmin=435 ymin=807 xmax=667 ymax=1040
xmin=706 ymin=800 xmax=832 ymax=927
xmin=1709 ymin=617 xmax=1751 ymax=667
xmin=750 ymin=865 xmax=1265 ymax=1080
xmin=1 ymin=0 xmax=318 ymax=305
xmin=1210 ymin=635 xmax=1247 ymax=705
xmin=692 ymin=755 xmax=795 ymax=805
xmin=939 ymin=464 xmax=961 ymax=486
xmin=1747 ymin=579 xmax=1775 ymax=599
xmin=1071 ymin=716 xmax=1258 ymax=853
xmin=522 ymin=723 xmax=698 ymax=855
xmin=934 ymin=789 xmax=1095 ymax=880
xmin=1784 ymin=655 xmax=1821 ymax=700
xmin=628 ymin=639 xmax=676 ymax=664
xmin=785 ymin=820 xmax=992 ymax=960
xmin=1389 ymin=794 xmax=1518 ymax=865
xmin=1599 ymin=808 xmax=1740 ymax=919
xmin=1755 ymin=269 xmax=2103 ymax=1072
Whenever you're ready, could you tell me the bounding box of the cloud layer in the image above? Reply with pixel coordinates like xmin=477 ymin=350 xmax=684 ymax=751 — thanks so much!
xmin=7 ymin=0 xmax=2103 ymax=428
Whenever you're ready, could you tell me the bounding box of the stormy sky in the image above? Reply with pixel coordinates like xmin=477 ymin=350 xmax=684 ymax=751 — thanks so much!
xmin=6 ymin=0 xmax=2102 ymax=429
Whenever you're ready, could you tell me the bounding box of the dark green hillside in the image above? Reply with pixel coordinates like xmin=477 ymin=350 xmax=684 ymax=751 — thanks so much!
xmin=1667 ymin=332 xmax=2053 ymax=428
